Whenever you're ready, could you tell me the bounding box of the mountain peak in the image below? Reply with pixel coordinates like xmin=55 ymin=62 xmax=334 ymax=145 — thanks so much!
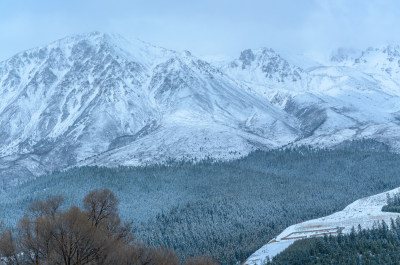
xmin=237 ymin=48 xmax=280 ymax=68
xmin=330 ymin=47 xmax=361 ymax=63
xmin=238 ymin=49 xmax=255 ymax=67
xmin=356 ymin=45 xmax=400 ymax=58
xmin=328 ymin=45 xmax=400 ymax=77
xmin=33 ymin=31 xmax=112 ymax=52
xmin=1 ymin=31 xmax=173 ymax=70
xmin=349 ymin=45 xmax=400 ymax=77
xmin=225 ymin=47 xmax=304 ymax=84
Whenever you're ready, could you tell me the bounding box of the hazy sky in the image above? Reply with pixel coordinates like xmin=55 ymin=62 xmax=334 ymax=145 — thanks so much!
xmin=1 ymin=0 xmax=400 ymax=61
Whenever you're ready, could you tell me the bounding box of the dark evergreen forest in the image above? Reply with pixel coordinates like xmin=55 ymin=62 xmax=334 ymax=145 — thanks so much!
xmin=1 ymin=140 xmax=400 ymax=264
xmin=382 ymin=191 xmax=400 ymax=213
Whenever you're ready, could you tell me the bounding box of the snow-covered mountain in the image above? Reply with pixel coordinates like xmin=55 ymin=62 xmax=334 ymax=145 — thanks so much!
xmin=2 ymin=33 xmax=400 ymax=185
xmin=0 ymin=32 xmax=301 ymax=185
xmin=222 ymin=48 xmax=308 ymax=95
xmin=225 ymin=46 xmax=400 ymax=148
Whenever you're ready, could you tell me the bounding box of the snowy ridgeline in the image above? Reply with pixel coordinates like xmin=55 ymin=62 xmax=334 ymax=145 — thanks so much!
xmin=245 ymin=187 xmax=400 ymax=265
xmin=2 ymin=32 xmax=400 ymax=184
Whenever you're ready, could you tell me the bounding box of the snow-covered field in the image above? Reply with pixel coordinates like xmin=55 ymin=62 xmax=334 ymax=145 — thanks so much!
xmin=245 ymin=187 xmax=400 ymax=265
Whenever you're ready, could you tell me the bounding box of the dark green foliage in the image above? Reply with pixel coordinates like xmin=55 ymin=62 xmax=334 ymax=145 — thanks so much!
xmin=269 ymin=218 xmax=400 ymax=265
xmin=382 ymin=192 xmax=400 ymax=213
xmin=1 ymin=140 xmax=400 ymax=264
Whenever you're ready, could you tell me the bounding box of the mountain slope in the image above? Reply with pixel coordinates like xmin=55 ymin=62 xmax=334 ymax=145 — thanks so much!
xmin=224 ymin=47 xmax=400 ymax=149
xmin=78 ymin=52 xmax=303 ymax=166
xmin=3 ymin=33 xmax=400 ymax=184
xmin=0 ymin=33 xmax=162 ymax=183
xmin=222 ymin=48 xmax=308 ymax=96
xmin=0 ymin=33 xmax=300 ymax=185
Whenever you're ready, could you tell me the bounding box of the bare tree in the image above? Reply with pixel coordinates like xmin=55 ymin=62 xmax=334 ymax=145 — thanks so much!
xmin=147 ymin=247 xmax=180 ymax=265
xmin=0 ymin=228 xmax=20 ymax=265
xmin=130 ymin=244 xmax=180 ymax=265
xmin=18 ymin=215 xmax=42 ymax=265
xmin=82 ymin=189 xmax=119 ymax=227
xmin=49 ymin=206 xmax=108 ymax=265
xmin=28 ymin=195 xmax=64 ymax=217
xmin=3 ymin=190 xmax=193 ymax=265
xmin=19 ymin=195 xmax=64 ymax=265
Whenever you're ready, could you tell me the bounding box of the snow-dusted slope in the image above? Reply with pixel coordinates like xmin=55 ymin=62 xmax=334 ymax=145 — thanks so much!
xmin=0 ymin=32 xmax=300 ymax=185
xmin=0 ymin=32 xmax=165 ymax=183
xmin=77 ymin=52 xmax=302 ymax=167
xmin=245 ymin=187 xmax=400 ymax=265
xmin=225 ymin=46 xmax=400 ymax=148
xmin=223 ymin=48 xmax=308 ymax=96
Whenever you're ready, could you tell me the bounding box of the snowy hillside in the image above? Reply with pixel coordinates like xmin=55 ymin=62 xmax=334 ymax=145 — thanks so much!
xmin=245 ymin=187 xmax=400 ymax=265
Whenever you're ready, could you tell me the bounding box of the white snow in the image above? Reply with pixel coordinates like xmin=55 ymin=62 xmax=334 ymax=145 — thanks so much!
xmin=2 ymin=33 xmax=400 ymax=182
xmin=245 ymin=187 xmax=400 ymax=265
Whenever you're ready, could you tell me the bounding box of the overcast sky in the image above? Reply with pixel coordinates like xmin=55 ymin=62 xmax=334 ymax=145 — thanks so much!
xmin=0 ymin=0 xmax=400 ymax=61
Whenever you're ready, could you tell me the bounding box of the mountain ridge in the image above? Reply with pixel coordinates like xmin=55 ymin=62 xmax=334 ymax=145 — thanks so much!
xmin=1 ymin=32 xmax=400 ymax=185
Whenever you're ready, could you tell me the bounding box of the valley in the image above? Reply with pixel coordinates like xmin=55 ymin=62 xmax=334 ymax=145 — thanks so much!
xmin=2 ymin=32 xmax=400 ymax=264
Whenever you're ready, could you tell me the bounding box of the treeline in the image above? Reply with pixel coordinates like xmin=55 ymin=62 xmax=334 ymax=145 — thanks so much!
xmin=1 ymin=140 xmax=400 ymax=264
xmin=0 ymin=189 xmax=218 ymax=265
xmin=268 ymin=218 xmax=400 ymax=265
xmin=382 ymin=191 xmax=400 ymax=213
